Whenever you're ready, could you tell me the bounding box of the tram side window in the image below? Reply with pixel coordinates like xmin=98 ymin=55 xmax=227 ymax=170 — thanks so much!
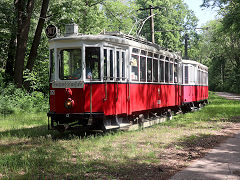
xmin=50 ymin=49 xmax=55 ymax=81
xmin=207 ymin=73 xmax=208 ymax=85
xmin=205 ymin=72 xmax=207 ymax=85
xmin=141 ymin=50 xmax=146 ymax=55
xmin=185 ymin=66 xmax=188 ymax=84
xmin=203 ymin=72 xmax=205 ymax=85
xmin=122 ymin=52 xmax=125 ymax=79
xmin=131 ymin=54 xmax=139 ymax=81
xmin=170 ymin=63 xmax=173 ymax=83
xmin=200 ymin=71 xmax=203 ymax=85
xmin=147 ymin=58 xmax=152 ymax=82
xmin=153 ymin=59 xmax=158 ymax=82
xmin=159 ymin=60 xmax=164 ymax=82
xmin=205 ymin=73 xmax=207 ymax=85
xmin=85 ymin=47 xmax=100 ymax=80
xmin=206 ymin=73 xmax=208 ymax=85
xmin=59 ymin=49 xmax=82 ymax=80
xmin=110 ymin=50 xmax=114 ymax=80
xmin=132 ymin=48 xmax=140 ymax=54
xmin=140 ymin=56 xmax=146 ymax=82
xmin=204 ymin=72 xmax=205 ymax=85
xmin=117 ymin=51 xmax=120 ymax=78
xmin=165 ymin=62 xmax=169 ymax=83
xmin=104 ymin=49 xmax=107 ymax=78
xmin=174 ymin=64 xmax=178 ymax=83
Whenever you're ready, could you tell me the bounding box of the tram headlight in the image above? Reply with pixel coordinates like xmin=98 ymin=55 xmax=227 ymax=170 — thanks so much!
xmin=64 ymin=98 xmax=74 ymax=109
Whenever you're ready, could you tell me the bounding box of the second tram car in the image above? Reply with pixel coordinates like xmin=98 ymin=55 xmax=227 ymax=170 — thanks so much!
xmin=47 ymin=24 xmax=208 ymax=131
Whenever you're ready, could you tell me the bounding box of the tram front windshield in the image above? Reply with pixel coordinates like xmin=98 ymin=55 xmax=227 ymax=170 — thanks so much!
xmin=59 ymin=49 xmax=82 ymax=80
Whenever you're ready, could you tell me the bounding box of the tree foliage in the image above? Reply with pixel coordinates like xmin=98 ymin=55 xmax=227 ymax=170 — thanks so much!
xmin=202 ymin=0 xmax=240 ymax=32
xmin=0 ymin=0 xmax=201 ymax=93
xmin=135 ymin=0 xmax=198 ymax=52
xmin=199 ymin=0 xmax=240 ymax=93
xmin=199 ymin=20 xmax=240 ymax=92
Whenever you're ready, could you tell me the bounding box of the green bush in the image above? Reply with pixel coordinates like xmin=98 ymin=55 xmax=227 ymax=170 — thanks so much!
xmin=0 ymin=83 xmax=49 ymax=115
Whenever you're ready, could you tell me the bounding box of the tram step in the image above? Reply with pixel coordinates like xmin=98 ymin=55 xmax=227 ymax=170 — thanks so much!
xmin=104 ymin=125 xmax=120 ymax=130
xmin=119 ymin=123 xmax=131 ymax=130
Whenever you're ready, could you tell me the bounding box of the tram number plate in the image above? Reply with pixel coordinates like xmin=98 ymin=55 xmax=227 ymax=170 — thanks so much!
xmin=52 ymin=81 xmax=84 ymax=88
xmin=157 ymin=100 xmax=161 ymax=105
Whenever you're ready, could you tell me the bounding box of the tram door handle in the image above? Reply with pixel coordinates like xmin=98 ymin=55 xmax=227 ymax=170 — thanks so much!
xmin=90 ymin=80 xmax=92 ymax=117
xmin=103 ymin=78 xmax=107 ymax=101
xmin=127 ymin=79 xmax=130 ymax=101
xmin=116 ymin=79 xmax=119 ymax=102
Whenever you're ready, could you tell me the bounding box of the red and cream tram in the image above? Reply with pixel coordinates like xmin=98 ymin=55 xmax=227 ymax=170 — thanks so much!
xmin=47 ymin=24 xmax=208 ymax=131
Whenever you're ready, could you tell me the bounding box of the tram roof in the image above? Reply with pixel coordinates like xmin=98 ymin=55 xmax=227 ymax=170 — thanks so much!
xmin=49 ymin=32 xmax=181 ymax=59
xmin=182 ymin=59 xmax=208 ymax=71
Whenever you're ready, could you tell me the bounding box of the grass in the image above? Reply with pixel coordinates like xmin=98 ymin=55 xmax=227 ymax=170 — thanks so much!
xmin=0 ymin=91 xmax=240 ymax=179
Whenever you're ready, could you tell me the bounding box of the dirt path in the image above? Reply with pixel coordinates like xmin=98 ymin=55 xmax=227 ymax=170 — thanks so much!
xmin=216 ymin=92 xmax=240 ymax=100
xmin=170 ymin=92 xmax=240 ymax=180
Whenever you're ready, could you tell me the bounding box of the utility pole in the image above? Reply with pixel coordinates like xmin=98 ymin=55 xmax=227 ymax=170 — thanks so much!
xmin=150 ymin=6 xmax=155 ymax=43
xmin=156 ymin=27 xmax=208 ymax=59
xmin=139 ymin=5 xmax=159 ymax=43
xmin=184 ymin=33 xmax=189 ymax=59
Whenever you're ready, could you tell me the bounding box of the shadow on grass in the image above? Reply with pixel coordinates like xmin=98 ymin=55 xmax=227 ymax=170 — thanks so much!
xmin=0 ymin=124 xmax=179 ymax=179
xmin=4 ymin=131 xmax=238 ymax=179
xmin=4 ymin=149 xmax=179 ymax=179
xmin=171 ymin=133 xmax=231 ymax=163
xmin=1 ymin=128 xmax=238 ymax=179
xmin=170 ymin=131 xmax=240 ymax=180
xmin=0 ymin=124 xmax=107 ymax=140
xmin=1 ymin=92 xmax=240 ymax=179
xmin=0 ymin=125 xmax=51 ymax=138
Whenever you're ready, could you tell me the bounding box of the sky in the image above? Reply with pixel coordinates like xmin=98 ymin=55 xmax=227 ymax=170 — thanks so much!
xmin=183 ymin=0 xmax=219 ymax=27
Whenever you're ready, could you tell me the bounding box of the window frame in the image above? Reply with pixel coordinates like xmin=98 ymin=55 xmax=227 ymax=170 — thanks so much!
xmin=184 ymin=65 xmax=189 ymax=84
xmin=153 ymin=58 xmax=158 ymax=82
xmin=49 ymin=49 xmax=55 ymax=82
xmin=159 ymin=55 xmax=165 ymax=83
xmin=131 ymin=54 xmax=139 ymax=82
xmin=58 ymin=48 xmax=83 ymax=81
xmin=84 ymin=46 xmax=101 ymax=81
xmin=147 ymin=56 xmax=153 ymax=82
xmin=165 ymin=57 xmax=170 ymax=83
xmin=140 ymin=55 xmax=147 ymax=82
xmin=169 ymin=62 xmax=174 ymax=83
xmin=174 ymin=61 xmax=178 ymax=83
xmin=130 ymin=47 xmax=140 ymax=82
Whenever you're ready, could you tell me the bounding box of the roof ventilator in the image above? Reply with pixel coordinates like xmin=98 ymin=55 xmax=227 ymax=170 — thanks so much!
xmin=65 ymin=24 xmax=78 ymax=36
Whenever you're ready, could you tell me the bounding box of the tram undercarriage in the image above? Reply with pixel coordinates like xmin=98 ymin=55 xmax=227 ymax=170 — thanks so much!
xmin=48 ymin=99 xmax=208 ymax=133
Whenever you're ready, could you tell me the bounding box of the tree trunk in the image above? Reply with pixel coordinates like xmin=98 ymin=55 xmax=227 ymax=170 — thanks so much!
xmin=26 ymin=0 xmax=49 ymax=72
xmin=14 ymin=0 xmax=35 ymax=88
xmin=5 ymin=32 xmax=17 ymax=82
xmin=5 ymin=0 xmax=17 ymax=83
xmin=24 ymin=0 xmax=50 ymax=90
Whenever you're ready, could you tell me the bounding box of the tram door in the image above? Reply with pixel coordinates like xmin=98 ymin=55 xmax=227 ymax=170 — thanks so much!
xmin=175 ymin=62 xmax=181 ymax=105
xmin=103 ymin=48 xmax=127 ymax=116
xmin=115 ymin=50 xmax=127 ymax=115
xmin=103 ymin=48 xmax=115 ymax=115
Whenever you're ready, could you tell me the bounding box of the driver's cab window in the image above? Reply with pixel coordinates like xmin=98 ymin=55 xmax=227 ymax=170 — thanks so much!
xmin=50 ymin=49 xmax=55 ymax=81
xmin=85 ymin=47 xmax=100 ymax=80
xmin=59 ymin=49 xmax=82 ymax=80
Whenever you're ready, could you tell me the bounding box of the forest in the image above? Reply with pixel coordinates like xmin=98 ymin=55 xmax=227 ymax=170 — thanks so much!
xmin=0 ymin=0 xmax=240 ymax=114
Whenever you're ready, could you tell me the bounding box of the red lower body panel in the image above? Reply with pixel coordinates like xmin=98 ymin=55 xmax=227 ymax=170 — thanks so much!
xmin=50 ymin=83 xmax=188 ymax=116
xmin=182 ymin=85 xmax=208 ymax=103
